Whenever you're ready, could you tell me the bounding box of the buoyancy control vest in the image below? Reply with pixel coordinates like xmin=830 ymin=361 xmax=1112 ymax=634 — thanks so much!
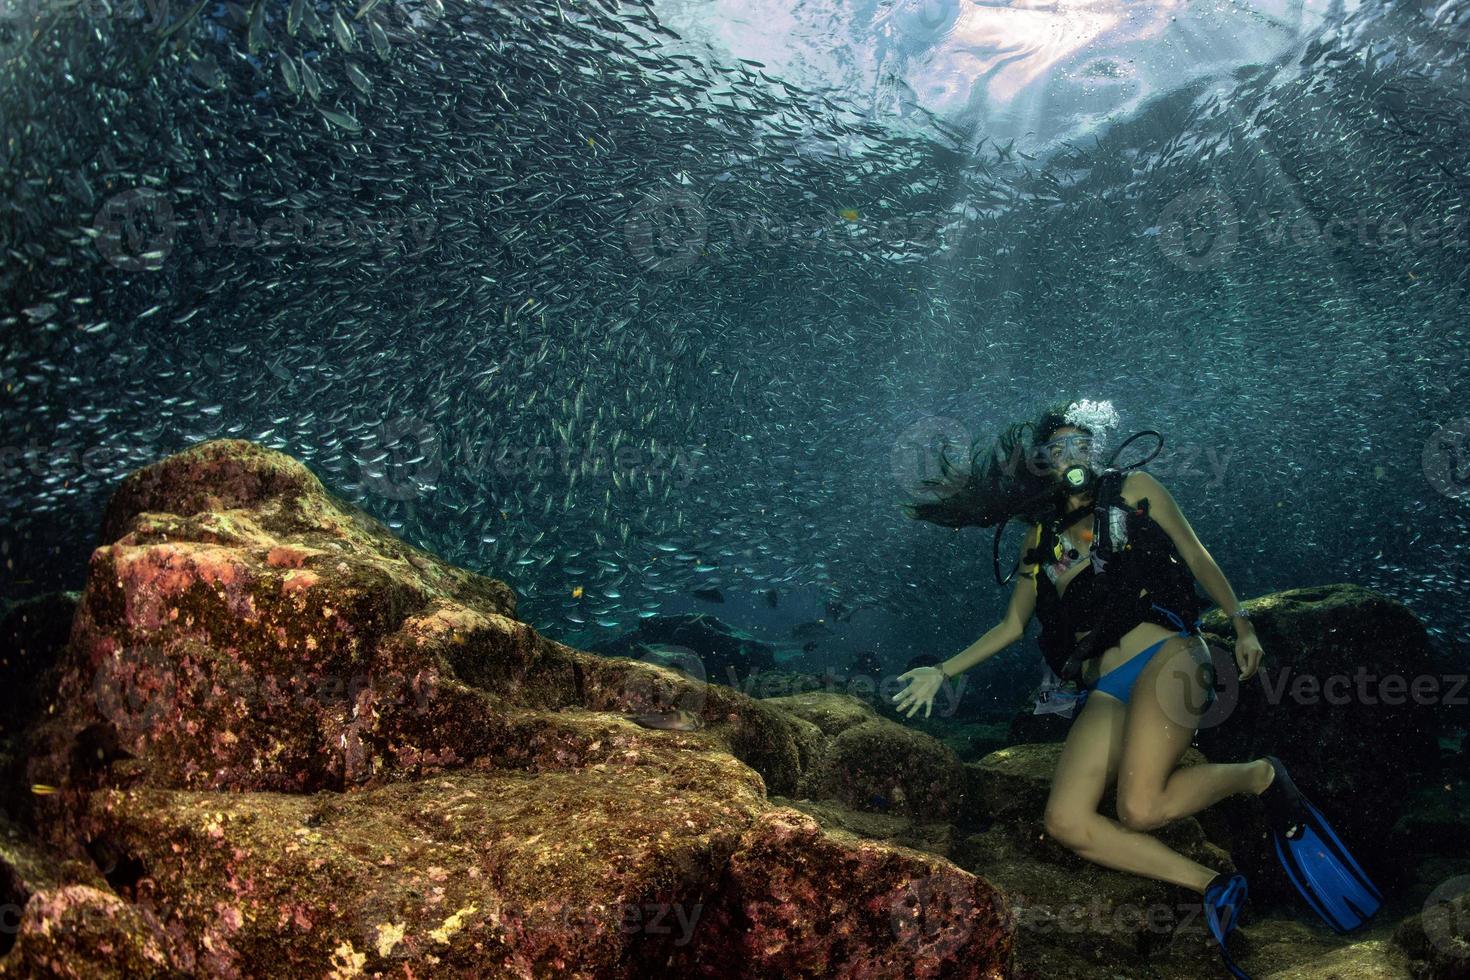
xmin=1022 ymin=469 xmax=1204 ymax=682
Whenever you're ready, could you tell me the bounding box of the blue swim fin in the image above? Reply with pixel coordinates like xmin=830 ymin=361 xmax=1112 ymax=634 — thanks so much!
xmin=1261 ymin=756 xmax=1383 ymax=933
xmin=1202 ymin=872 xmax=1252 ymax=980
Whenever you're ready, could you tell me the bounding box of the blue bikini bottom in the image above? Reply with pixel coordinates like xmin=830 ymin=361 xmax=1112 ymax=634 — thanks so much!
xmin=1077 ymin=603 xmax=1204 ymax=708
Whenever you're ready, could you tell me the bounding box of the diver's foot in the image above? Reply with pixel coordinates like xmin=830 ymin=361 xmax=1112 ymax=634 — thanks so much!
xmin=1251 ymin=758 xmax=1276 ymax=796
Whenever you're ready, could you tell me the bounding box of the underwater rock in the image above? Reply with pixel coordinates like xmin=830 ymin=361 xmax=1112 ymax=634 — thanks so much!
xmin=588 ymin=612 xmax=777 ymax=686
xmin=1393 ymin=878 xmax=1470 ymax=980
xmin=771 ymin=794 xmax=959 ymax=858
xmin=1 ymin=439 xmax=1014 ymax=977
xmin=0 ymin=815 xmax=178 ymax=976
xmin=763 ymin=690 xmax=878 ymax=737
xmin=660 ymin=807 xmax=1012 ymax=979
xmin=795 ymin=712 xmax=970 ymax=824
xmin=958 ymin=743 xmax=1234 ymax=977
xmin=1192 ymin=584 xmax=1443 ymax=898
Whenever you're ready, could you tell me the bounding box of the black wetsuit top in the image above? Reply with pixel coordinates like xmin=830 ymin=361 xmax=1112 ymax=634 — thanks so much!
xmin=1021 ymin=470 xmax=1204 ymax=682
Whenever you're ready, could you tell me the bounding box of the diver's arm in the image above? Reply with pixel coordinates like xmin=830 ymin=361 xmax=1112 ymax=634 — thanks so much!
xmin=939 ymin=524 xmax=1040 ymax=678
xmin=1125 ymin=471 xmax=1256 ymax=636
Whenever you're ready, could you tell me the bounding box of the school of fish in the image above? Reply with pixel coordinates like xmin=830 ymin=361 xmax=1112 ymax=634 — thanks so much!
xmin=1 ymin=0 xmax=1467 ymax=661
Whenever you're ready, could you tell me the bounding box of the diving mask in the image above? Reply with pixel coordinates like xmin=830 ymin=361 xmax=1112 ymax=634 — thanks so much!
xmin=1040 ymin=433 xmax=1096 ymax=465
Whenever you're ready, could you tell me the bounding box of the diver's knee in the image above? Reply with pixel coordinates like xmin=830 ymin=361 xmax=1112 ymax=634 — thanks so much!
xmin=1043 ymin=806 xmax=1093 ymax=850
xmin=1116 ymin=793 xmax=1168 ymax=832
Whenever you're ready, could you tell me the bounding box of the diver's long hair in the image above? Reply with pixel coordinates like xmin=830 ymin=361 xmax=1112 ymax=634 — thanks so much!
xmin=902 ymin=397 xmax=1090 ymax=529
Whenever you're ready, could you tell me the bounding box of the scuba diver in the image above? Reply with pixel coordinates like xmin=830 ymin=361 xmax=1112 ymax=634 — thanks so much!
xmin=892 ymin=397 xmax=1381 ymax=979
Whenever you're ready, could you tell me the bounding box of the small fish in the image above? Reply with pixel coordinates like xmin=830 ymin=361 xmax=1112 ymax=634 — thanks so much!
xmin=30 ymin=784 xmax=61 ymax=795
xmin=627 ymin=709 xmax=704 ymax=732
xmin=300 ymin=58 xmax=322 ymax=100
xmin=344 ymin=60 xmax=373 ymax=97
xmin=246 ymin=0 xmax=268 ymax=55
xmin=691 ymin=587 xmax=724 ymax=603
xmin=332 ymin=7 xmax=356 ymax=52
xmin=319 ymin=107 xmax=362 ymax=133
xmin=367 ymin=18 xmax=391 ymax=61
xmin=279 ymin=54 xmax=301 ymax=94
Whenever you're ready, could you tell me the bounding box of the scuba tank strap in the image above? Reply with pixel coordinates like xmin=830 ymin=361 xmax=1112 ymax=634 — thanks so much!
xmin=1089 ymin=469 xmax=1128 ymax=572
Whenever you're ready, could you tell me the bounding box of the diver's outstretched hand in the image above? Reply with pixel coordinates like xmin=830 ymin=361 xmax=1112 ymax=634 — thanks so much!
xmin=1235 ymin=632 xmax=1265 ymax=680
xmin=892 ymin=666 xmax=945 ymax=719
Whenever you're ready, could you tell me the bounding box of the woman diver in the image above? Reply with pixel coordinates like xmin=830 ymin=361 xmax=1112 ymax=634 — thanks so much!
xmin=892 ymin=398 xmax=1381 ymax=979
